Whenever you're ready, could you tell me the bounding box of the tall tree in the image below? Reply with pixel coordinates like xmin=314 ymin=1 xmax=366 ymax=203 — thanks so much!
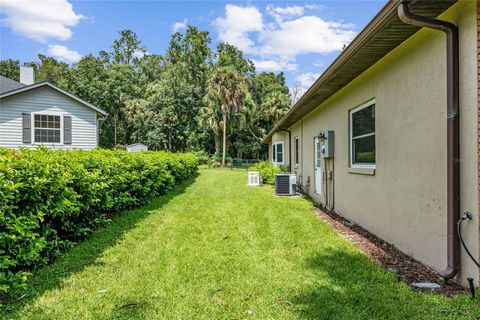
xmin=206 ymin=68 xmax=248 ymax=166
xmin=65 ymin=55 xmax=111 ymax=145
xmin=128 ymin=65 xmax=195 ymax=151
xmin=198 ymin=101 xmax=223 ymax=156
xmin=260 ymin=91 xmax=291 ymax=124
xmin=35 ymin=54 xmax=70 ymax=88
xmin=216 ymin=43 xmax=255 ymax=77
xmin=165 ymin=26 xmax=213 ymax=150
xmin=104 ymin=63 xmax=139 ymax=146
xmin=0 ymin=59 xmax=20 ymax=81
xmin=112 ymin=30 xmax=146 ymax=65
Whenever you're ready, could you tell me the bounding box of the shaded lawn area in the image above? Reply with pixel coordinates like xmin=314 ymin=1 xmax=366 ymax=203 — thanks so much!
xmin=2 ymin=169 xmax=479 ymax=319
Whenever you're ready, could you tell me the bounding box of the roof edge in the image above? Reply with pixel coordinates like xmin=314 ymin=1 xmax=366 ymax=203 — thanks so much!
xmin=262 ymin=0 xmax=403 ymax=144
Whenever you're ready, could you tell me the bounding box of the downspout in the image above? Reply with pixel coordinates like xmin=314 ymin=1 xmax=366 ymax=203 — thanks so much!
xmin=398 ymin=1 xmax=460 ymax=280
xmin=97 ymin=114 xmax=108 ymax=147
xmin=279 ymin=128 xmax=292 ymax=172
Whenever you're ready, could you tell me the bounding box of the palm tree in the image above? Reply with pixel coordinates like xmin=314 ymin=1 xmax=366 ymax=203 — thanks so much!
xmin=198 ymin=102 xmax=223 ymax=155
xmin=205 ymin=68 xmax=248 ymax=166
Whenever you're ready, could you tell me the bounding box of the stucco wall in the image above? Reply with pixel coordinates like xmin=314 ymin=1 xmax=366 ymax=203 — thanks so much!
xmin=476 ymin=0 xmax=480 ymax=283
xmin=0 ymin=86 xmax=98 ymax=150
xmin=286 ymin=0 xmax=478 ymax=285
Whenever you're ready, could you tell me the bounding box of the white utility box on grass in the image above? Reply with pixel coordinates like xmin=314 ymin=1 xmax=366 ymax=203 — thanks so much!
xmin=247 ymin=171 xmax=261 ymax=186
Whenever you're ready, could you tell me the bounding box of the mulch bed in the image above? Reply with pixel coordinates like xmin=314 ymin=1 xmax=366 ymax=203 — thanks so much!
xmin=313 ymin=206 xmax=465 ymax=296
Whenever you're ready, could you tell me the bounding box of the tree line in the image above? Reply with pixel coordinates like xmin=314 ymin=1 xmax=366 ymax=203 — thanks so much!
xmin=0 ymin=27 xmax=292 ymax=163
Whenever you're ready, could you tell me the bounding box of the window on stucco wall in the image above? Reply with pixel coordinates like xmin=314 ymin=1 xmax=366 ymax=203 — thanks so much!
xmin=350 ymin=100 xmax=376 ymax=168
xmin=272 ymin=142 xmax=284 ymax=165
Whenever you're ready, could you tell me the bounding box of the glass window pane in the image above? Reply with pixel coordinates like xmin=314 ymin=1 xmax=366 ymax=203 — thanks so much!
xmin=352 ymin=104 xmax=375 ymax=137
xmin=276 ymin=143 xmax=283 ymax=163
xmin=277 ymin=143 xmax=283 ymax=153
xmin=34 ymin=127 xmax=61 ymax=143
xmin=353 ymin=135 xmax=375 ymax=164
xmin=54 ymin=130 xmax=61 ymax=143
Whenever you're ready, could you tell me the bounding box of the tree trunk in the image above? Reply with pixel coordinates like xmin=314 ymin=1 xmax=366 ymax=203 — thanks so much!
xmin=114 ymin=114 xmax=118 ymax=147
xmin=222 ymin=113 xmax=227 ymax=167
xmin=214 ymin=133 xmax=221 ymax=156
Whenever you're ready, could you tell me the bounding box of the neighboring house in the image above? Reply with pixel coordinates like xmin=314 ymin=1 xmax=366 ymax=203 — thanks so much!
xmin=126 ymin=143 xmax=148 ymax=152
xmin=264 ymin=0 xmax=478 ymax=287
xmin=0 ymin=64 xmax=107 ymax=150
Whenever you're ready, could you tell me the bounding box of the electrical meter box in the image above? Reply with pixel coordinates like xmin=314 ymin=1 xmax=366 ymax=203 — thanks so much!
xmin=322 ymin=130 xmax=334 ymax=158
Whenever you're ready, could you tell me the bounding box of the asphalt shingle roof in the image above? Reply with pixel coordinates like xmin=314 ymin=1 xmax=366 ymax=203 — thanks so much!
xmin=0 ymin=75 xmax=26 ymax=95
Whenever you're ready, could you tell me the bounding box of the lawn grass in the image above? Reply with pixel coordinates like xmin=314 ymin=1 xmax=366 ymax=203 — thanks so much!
xmin=2 ymin=169 xmax=479 ymax=319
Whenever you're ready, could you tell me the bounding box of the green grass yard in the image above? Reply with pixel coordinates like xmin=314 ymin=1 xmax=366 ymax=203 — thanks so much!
xmin=2 ymin=169 xmax=479 ymax=319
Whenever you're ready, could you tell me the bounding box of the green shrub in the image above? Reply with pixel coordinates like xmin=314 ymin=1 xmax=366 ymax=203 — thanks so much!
xmin=249 ymin=161 xmax=281 ymax=184
xmin=208 ymin=154 xmax=221 ymax=167
xmin=210 ymin=161 xmax=221 ymax=168
xmin=0 ymin=148 xmax=197 ymax=296
xmin=191 ymin=150 xmax=209 ymax=165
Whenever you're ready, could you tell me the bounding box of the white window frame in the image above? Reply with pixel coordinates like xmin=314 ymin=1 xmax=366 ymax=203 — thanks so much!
xmin=294 ymin=136 xmax=299 ymax=167
xmin=272 ymin=141 xmax=284 ymax=165
xmin=349 ymin=100 xmax=375 ymax=169
xmin=31 ymin=111 xmax=64 ymax=145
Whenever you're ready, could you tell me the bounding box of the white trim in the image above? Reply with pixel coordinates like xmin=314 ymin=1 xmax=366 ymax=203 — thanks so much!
xmin=272 ymin=141 xmax=284 ymax=165
xmin=349 ymin=99 xmax=376 ymax=169
xmin=31 ymin=111 xmax=64 ymax=146
xmin=1 ymin=82 xmax=107 ymax=116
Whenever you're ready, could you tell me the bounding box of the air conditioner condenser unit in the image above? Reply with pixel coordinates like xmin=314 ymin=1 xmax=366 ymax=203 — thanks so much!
xmin=275 ymin=173 xmax=296 ymax=196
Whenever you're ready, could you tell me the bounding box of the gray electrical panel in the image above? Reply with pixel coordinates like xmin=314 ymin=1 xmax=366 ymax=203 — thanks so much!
xmin=322 ymin=130 xmax=334 ymax=158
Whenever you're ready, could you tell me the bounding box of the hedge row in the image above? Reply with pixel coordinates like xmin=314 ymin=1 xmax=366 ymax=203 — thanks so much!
xmin=0 ymin=148 xmax=197 ymax=296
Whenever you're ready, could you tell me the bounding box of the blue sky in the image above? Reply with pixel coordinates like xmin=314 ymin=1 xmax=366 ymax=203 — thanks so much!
xmin=0 ymin=0 xmax=386 ymax=92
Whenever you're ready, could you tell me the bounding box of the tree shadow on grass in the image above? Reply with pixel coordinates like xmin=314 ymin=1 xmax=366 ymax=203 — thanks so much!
xmin=289 ymin=248 xmax=479 ymax=320
xmin=1 ymin=172 xmax=199 ymax=316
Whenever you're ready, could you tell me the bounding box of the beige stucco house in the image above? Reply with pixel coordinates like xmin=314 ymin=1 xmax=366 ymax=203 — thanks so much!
xmin=264 ymin=0 xmax=479 ymax=287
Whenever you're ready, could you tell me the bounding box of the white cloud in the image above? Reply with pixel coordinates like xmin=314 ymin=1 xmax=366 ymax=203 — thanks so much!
xmin=47 ymin=44 xmax=81 ymax=63
xmin=252 ymin=59 xmax=298 ymax=72
xmin=290 ymin=72 xmax=320 ymax=103
xmin=172 ymin=18 xmax=187 ymax=33
xmin=259 ymin=16 xmax=356 ymax=58
xmin=266 ymin=5 xmax=304 ymax=23
xmin=0 ymin=0 xmax=84 ymax=43
xmin=214 ymin=4 xmax=263 ymax=53
xmin=295 ymin=72 xmax=320 ymax=88
xmin=213 ymin=4 xmax=356 ymax=72
xmin=133 ymin=49 xmax=149 ymax=59
xmin=304 ymin=3 xmax=326 ymax=11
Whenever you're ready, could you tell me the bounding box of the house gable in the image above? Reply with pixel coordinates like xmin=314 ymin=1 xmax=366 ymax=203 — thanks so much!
xmin=0 ymin=85 xmax=99 ymax=149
